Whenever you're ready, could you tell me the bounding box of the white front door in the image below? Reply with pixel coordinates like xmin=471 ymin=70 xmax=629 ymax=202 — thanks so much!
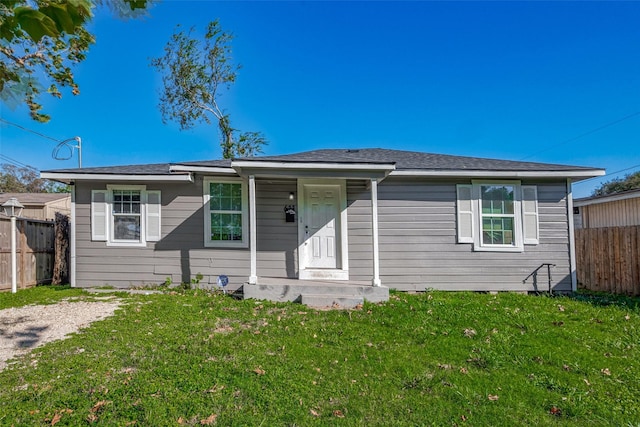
xmin=304 ymin=185 xmax=340 ymax=269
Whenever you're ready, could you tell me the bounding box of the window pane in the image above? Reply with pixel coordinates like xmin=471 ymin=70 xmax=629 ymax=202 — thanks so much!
xmin=208 ymin=181 xmax=244 ymax=243
xmin=113 ymin=216 xmax=141 ymax=240
xmin=210 ymin=212 xmax=243 ymax=241
xmin=113 ymin=190 xmax=141 ymax=214
xmin=482 ymin=217 xmax=514 ymax=245
xmin=232 ymin=184 xmax=241 ymax=198
xmin=210 ymin=183 xmax=243 ymax=212
xmin=481 ymin=185 xmax=514 ymax=214
xmin=221 ymin=195 xmax=231 ymax=211
xmin=210 ymin=183 xmax=222 ymax=198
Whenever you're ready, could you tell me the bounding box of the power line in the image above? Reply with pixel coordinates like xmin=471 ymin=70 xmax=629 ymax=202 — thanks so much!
xmin=519 ymin=111 xmax=640 ymax=161
xmin=574 ymin=163 xmax=640 ymax=186
xmin=0 ymin=153 xmax=38 ymax=171
xmin=0 ymin=117 xmax=62 ymax=143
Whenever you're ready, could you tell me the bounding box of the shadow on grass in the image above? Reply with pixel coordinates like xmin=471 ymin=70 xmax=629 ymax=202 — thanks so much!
xmin=567 ymin=290 xmax=640 ymax=311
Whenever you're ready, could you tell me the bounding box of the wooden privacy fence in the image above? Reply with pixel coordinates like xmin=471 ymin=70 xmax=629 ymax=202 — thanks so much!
xmin=0 ymin=217 xmax=56 ymax=291
xmin=575 ymin=226 xmax=640 ymax=296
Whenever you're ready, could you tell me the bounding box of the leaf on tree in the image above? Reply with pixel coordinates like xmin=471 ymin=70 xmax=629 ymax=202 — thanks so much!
xmin=14 ymin=8 xmax=59 ymax=42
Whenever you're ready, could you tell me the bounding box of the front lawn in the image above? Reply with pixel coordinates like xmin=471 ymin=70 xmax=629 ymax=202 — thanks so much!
xmin=0 ymin=288 xmax=639 ymax=426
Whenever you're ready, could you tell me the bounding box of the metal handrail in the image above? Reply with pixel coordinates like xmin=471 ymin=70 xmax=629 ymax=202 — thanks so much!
xmin=523 ymin=263 xmax=556 ymax=294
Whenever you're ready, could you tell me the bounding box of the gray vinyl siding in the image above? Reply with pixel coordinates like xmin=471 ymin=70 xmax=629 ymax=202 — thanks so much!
xmin=74 ymin=175 xmax=572 ymax=292
xmin=255 ymin=180 xmax=298 ymax=278
xmin=346 ymin=178 xmax=572 ymax=292
xmin=74 ymin=177 xmax=298 ymax=289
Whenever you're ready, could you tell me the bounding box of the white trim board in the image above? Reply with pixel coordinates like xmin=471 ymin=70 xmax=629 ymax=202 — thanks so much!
xmin=391 ymin=169 xmax=605 ymax=179
xmin=232 ymin=160 xmax=395 ymax=171
xmin=41 ymin=172 xmax=193 ymax=183
xmin=574 ymin=189 xmax=640 ymax=207
xmin=170 ymin=165 xmax=237 ymax=174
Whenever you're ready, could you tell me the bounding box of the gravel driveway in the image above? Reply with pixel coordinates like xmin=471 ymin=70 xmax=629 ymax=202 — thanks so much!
xmin=0 ymin=298 xmax=121 ymax=371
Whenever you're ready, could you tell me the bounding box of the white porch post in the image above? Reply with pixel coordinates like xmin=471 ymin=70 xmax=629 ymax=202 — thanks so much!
xmin=249 ymin=175 xmax=258 ymax=284
xmin=371 ymin=178 xmax=381 ymax=287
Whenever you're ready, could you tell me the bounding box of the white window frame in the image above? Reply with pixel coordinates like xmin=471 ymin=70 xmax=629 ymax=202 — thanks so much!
xmin=473 ymin=180 xmax=523 ymax=252
xmin=457 ymin=181 xmax=540 ymax=252
xmin=106 ymin=185 xmax=148 ymax=247
xmin=91 ymin=186 xmax=162 ymax=247
xmin=203 ymin=177 xmax=249 ymax=248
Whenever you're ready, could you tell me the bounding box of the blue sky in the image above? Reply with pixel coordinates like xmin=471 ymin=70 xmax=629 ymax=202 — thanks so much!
xmin=1 ymin=1 xmax=639 ymax=198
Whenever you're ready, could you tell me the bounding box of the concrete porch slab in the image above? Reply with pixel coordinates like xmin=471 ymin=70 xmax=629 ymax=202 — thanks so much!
xmin=242 ymin=277 xmax=389 ymax=306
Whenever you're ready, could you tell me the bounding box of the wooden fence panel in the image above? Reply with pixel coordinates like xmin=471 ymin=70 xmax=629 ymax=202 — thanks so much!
xmin=576 ymin=225 xmax=640 ymax=296
xmin=0 ymin=217 xmax=55 ymax=291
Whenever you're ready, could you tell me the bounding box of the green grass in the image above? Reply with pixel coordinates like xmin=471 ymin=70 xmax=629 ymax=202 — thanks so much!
xmin=1 ymin=287 xmax=640 ymax=426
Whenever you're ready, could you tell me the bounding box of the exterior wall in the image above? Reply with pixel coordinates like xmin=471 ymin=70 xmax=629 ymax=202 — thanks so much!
xmin=347 ymin=178 xmax=573 ymax=292
xmin=579 ymin=197 xmax=640 ymax=229
xmin=74 ymin=177 xmax=297 ymax=290
xmin=74 ymin=175 xmax=573 ymax=292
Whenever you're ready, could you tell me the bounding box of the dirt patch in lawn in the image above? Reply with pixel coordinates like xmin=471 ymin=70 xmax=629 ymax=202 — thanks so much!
xmin=0 ymin=298 xmax=121 ymax=371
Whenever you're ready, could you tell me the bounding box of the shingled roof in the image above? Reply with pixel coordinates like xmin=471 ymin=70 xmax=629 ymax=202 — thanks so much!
xmin=42 ymin=148 xmax=602 ymax=177
xmin=235 ymin=148 xmax=597 ymax=172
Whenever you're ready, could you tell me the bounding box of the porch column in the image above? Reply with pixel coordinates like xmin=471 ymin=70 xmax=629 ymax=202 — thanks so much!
xmin=249 ymin=175 xmax=258 ymax=284
xmin=371 ymin=178 xmax=381 ymax=287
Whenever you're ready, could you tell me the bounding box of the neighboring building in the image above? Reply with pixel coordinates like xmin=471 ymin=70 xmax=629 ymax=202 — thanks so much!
xmin=0 ymin=193 xmax=71 ymax=220
xmin=573 ymin=188 xmax=640 ymax=229
xmin=41 ymin=148 xmax=604 ymax=298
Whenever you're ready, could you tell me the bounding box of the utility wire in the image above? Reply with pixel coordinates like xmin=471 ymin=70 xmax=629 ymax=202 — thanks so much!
xmin=519 ymin=111 xmax=640 ymax=161
xmin=0 ymin=153 xmax=38 ymax=171
xmin=0 ymin=117 xmax=62 ymax=143
xmin=574 ymin=163 xmax=640 ymax=186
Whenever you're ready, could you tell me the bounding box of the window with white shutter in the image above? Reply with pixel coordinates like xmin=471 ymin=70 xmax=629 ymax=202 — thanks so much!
xmin=91 ymin=186 xmax=161 ymax=246
xmin=456 ymin=181 xmax=539 ymax=252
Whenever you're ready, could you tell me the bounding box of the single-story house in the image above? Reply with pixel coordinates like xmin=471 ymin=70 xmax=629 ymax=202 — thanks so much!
xmin=573 ymin=188 xmax=640 ymax=229
xmin=41 ymin=148 xmax=604 ymax=302
xmin=0 ymin=192 xmax=71 ymax=220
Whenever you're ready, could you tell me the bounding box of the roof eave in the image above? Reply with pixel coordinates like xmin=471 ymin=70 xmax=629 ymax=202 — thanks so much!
xmin=574 ymin=188 xmax=640 ymax=207
xmin=40 ymin=172 xmax=194 ymax=184
xmin=169 ymin=165 xmax=237 ymax=174
xmin=390 ymin=169 xmax=606 ymax=180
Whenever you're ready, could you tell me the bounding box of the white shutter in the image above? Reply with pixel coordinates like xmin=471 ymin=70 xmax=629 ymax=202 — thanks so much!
xmin=146 ymin=190 xmax=162 ymax=242
xmin=91 ymin=190 xmax=109 ymax=241
xmin=522 ymin=185 xmax=539 ymax=245
xmin=456 ymin=184 xmax=474 ymax=243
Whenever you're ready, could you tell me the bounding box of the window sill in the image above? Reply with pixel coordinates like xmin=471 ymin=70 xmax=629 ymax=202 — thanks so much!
xmin=473 ymin=244 xmax=524 ymax=253
xmin=106 ymin=241 xmax=147 ymax=247
xmin=204 ymin=241 xmax=248 ymax=249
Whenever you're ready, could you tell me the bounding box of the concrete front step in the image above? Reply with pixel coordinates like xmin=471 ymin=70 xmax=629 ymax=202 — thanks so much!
xmin=301 ymin=294 xmax=364 ymax=309
xmin=243 ymin=280 xmax=389 ymax=305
